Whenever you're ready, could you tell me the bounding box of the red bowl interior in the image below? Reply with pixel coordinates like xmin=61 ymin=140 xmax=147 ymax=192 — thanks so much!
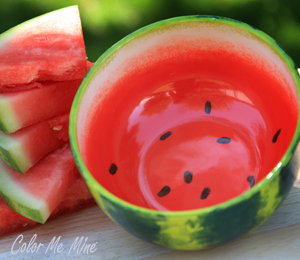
xmin=80 ymin=22 xmax=299 ymax=211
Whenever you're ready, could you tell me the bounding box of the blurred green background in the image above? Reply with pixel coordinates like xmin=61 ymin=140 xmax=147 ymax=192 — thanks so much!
xmin=1 ymin=0 xmax=300 ymax=66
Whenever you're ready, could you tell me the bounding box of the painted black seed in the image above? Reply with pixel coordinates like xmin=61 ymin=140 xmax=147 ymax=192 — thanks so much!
xmin=205 ymin=101 xmax=212 ymax=114
xmin=217 ymin=137 xmax=231 ymax=144
xmin=109 ymin=163 xmax=118 ymax=175
xmin=200 ymin=187 xmax=211 ymax=199
xmin=184 ymin=170 xmax=193 ymax=184
xmin=158 ymin=186 xmax=171 ymax=197
xmin=160 ymin=131 xmax=172 ymax=141
xmin=247 ymin=176 xmax=255 ymax=188
xmin=272 ymin=129 xmax=281 ymax=143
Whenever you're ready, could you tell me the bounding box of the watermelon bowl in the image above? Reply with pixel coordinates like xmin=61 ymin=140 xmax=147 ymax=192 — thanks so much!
xmin=69 ymin=16 xmax=300 ymax=250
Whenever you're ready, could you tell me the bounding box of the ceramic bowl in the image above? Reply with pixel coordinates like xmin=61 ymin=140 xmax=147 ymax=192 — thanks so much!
xmin=69 ymin=16 xmax=300 ymax=250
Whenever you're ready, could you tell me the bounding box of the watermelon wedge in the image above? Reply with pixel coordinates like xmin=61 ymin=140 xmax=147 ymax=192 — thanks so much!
xmin=0 ymin=145 xmax=78 ymax=224
xmin=0 ymin=167 xmax=95 ymax=236
xmin=0 ymin=6 xmax=88 ymax=88
xmin=0 ymin=80 xmax=81 ymax=133
xmin=0 ymin=113 xmax=69 ymax=174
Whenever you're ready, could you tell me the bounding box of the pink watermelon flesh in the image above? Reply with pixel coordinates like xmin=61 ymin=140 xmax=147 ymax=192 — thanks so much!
xmin=0 ymin=167 xmax=95 ymax=236
xmin=0 ymin=61 xmax=93 ymax=93
xmin=47 ymin=113 xmax=70 ymax=141
xmin=21 ymin=113 xmax=70 ymax=163
xmin=0 ymin=62 xmax=93 ymax=134
xmin=0 ymin=113 xmax=69 ymax=174
xmin=0 ymin=145 xmax=79 ymax=224
xmin=0 ymin=82 xmax=46 ymax=93
xmin=0 ymin=80 xmax=81 ymax=133
xmin=0 ymin=6 xmax=88 ymax=87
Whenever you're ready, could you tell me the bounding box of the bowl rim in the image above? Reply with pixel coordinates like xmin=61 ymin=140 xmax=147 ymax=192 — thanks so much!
xmin=69 ymin=15 xmax=300 ymax=216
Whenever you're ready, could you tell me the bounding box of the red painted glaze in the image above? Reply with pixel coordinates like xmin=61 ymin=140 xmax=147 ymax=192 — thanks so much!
xmin=84 ymin=47 xmax=298 ymax=211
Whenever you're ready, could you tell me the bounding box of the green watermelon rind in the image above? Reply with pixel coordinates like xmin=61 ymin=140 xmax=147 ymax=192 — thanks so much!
xmin=0 ymin=192 xmax=46 ymax=224
xmin=0 ymin=146 xmax=22 ymax=173
xmin=0 ymin=124 xmax=9 ymax=134
xmin=0 ymin=96 xmax=20 ymax=134
xmin=0 ymin=158 xmax=49 ymax=224
xmin=0 ymin=131 xmax=30 ymax=174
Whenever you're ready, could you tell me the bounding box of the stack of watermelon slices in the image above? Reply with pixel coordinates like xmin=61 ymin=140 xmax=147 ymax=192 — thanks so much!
xmin=0 ymin=6 xmax=95 ymax=235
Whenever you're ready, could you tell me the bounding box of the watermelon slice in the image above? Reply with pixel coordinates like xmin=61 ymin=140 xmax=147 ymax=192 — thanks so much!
xmin=0 ymin=80 xmax=81 ymax=133
xmin=0 ymin=113 xmax=69 ymax=174
xmin=0 ymin=145 xmax=78 ymax=224
xmin=0 ymin=6 xmax=95 ymax=234
xmin=0 ymin=6 xmax=88 ymax=88
xmin=0 ymin=167 xmax=95 ymax=236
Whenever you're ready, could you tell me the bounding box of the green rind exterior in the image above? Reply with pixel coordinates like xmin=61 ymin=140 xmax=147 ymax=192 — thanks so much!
xmin=0 ymin=96 xmax=21 ymax=134
xmin=0 ymin=122 xmax=9 ymax=134
xmin=0 ymin=191 xmax=44 ymax=224
xmin=0 ymin=130 xmax=31 ymax=174
xmin=0 ymin=146 xmax=23 ymax=173
xmin=69 ymin=15 xmax=300 ymax=250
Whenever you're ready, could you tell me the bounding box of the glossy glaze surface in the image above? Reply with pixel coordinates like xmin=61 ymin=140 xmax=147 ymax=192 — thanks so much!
xmin=84 ymin=47 xmax=298 ymax=211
